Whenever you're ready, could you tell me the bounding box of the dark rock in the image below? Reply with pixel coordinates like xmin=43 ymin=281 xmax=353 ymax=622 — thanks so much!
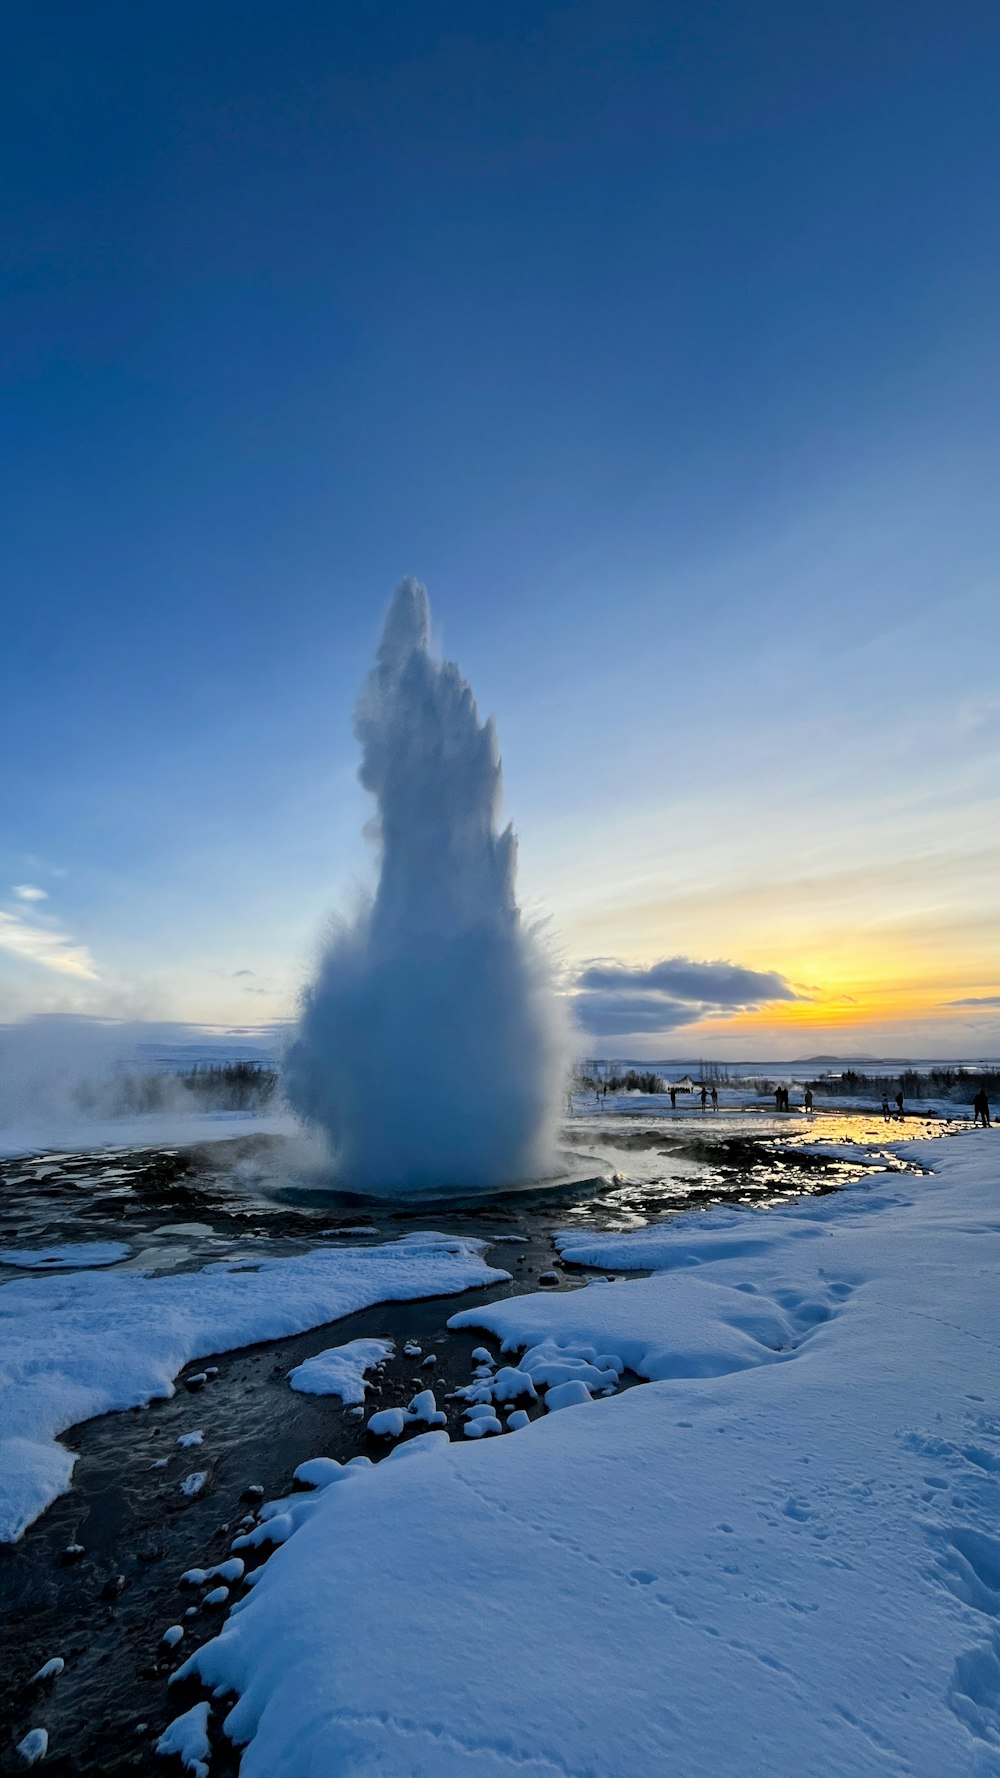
xmin=101 ymin=1573 xmax=126 ymax=1600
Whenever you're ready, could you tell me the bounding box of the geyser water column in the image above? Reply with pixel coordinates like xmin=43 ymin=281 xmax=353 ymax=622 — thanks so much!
xmin=286 ymin=578 xmax=567 ymax=1194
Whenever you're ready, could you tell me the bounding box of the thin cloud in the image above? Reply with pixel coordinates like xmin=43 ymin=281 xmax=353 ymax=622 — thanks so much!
xmin=947 ymin=994 xmax=1000 ymax=1007
xmin=232 ymin=969 xmax=255 ymax=977
xmin=0 ymin=911 xmax=99 ymax=980
xmin=12 ymin=884 xmax=48 ymax=902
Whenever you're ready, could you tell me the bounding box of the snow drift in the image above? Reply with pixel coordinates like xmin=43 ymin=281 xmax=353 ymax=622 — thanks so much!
xmin=285 ymin=578 xmax=567 ymax=1193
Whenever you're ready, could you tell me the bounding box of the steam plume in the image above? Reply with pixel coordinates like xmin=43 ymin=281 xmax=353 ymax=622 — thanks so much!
xmin=285 ymin=578 xmax=566 ymax=1193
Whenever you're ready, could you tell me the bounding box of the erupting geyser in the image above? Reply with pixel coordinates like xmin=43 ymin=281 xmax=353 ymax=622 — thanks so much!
xmin=286 ymin=578 xmax=567 ymax=1193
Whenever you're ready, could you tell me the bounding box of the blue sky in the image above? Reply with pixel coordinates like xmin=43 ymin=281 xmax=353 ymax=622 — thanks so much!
xmin=2 ymin=1 xmax=999 ymax=1056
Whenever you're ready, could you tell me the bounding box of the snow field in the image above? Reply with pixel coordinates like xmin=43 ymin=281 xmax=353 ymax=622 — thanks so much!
xmin=0 ymin=1232 xmax=507 ymax=1540
xmin=175 ymin=1136 xmax=1000 ymax=1777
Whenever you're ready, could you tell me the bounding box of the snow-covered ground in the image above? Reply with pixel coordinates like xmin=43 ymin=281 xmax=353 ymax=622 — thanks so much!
xmin=177 ymin=1130 xmax=1000 ymax=1777
xmin=0 ymin=1234 xmax=507 ymax=1542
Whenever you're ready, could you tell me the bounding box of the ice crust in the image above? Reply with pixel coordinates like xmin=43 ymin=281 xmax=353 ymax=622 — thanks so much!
xmin=178 ymin=1135 xmax=1000 ymax=1777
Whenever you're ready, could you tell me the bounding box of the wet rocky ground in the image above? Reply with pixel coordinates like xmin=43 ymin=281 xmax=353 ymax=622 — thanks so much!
xmin=0 ymin=1112 xmax=946 ymax=1774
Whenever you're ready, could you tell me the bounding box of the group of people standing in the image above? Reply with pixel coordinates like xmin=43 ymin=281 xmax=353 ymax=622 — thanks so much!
xmin=773 ymin=1086 xmax=813 ymax=1112
xmin=881 ymin=1090 xmax=905 ymax=1120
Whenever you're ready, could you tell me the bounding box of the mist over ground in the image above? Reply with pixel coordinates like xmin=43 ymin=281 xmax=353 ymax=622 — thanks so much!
xmin=0 ymin=1016 xmax=287 ymax=1156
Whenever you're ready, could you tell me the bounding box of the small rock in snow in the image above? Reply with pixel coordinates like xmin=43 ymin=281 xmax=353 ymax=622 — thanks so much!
xmin=183 ymin=1372 xmax=208 ymax=1391
xmin=211 ymin=1557 xmax=244 ymax=1584
xmin=421 ymin=1354 xmax=436 ymax=1367
xmin=539 ymin=1271 xmax=560 ymax=1285
xmin=183 ymin=1606 xmax=199 ymax=1619
xmin=506 ymin=1409 xmax=531 ymax=1430
xmin=293 ymin=1457 xmax=343 ymax=1490
xmin=406 ymin=1389 xmax=447 ymax=1427
xmin=59 ymin=1543 xmax=84 ymax=1564
xmin=151 ymin=1457 xmax=169 ymax=1468
xmin=156 ymin=1700 xmax=211 ymax=1778
xmin=180 ymin=1471 xmax=208 ymax=1498
xmin=204 ymin=1366 xmax=219 ymax=1377
xmin=470 ymin=1347 xmax=494 ymax=1365
xmin=367 ymin=1407 xmax=407 ymax=1439
xmin=464 ymin=1413 xmax=502 ymax=1437
xmin=29 ymin=1657 xmax=64 ymax=1684
xmin=544 ymin=1379 xmax=593 ymax=1412
xmin=15 ymin=1728 xmax=48 ymax=1766
xmin=101 ymin=1573 xmax=125 ymax=1600
xmin=177 ymin=1430 xmax=204 ymax=1448
xmin=204 ymin=1585 xmax=229 ymax=1606
xmin=180 ymin=1567 xmax=208 ymax=1587
xmin=492 ymin=1366 xmax=537 ymax=1403
xmin=242 ymin=1483 xmax=265 ymax=1502
xmin=161 ymin=1625 xmax=184 ymax=1648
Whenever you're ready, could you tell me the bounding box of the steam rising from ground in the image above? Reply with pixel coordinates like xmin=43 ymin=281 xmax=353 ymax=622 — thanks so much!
xmin=286 ymin=578 xmax=567 ymax=1193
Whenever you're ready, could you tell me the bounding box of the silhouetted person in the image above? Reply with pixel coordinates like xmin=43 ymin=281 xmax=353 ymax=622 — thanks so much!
xmin=711 ymin=1085 xmax=719 ymax=1111
xmin=700 ymin=1085 xmax=708 ymax=1111
xmin=895 ymin=1091 xmax=904 ymax=1119
xmin=881 ymin=1092 xmax=891 ymax=1121
xmin=669 ymin=1086 xmax=677 ymax=1110
xmin=973 ymin=1088 xmax=991 ymax=1127
xmin=804 ymin=1088 xmax=813 ymax=1112
xmin=775 ymin=1087 xmax=783 ymax=1112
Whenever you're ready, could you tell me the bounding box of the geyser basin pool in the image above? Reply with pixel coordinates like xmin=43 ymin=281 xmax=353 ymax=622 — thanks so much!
xmin=285 ymin=578 xmax=567 ymax=1194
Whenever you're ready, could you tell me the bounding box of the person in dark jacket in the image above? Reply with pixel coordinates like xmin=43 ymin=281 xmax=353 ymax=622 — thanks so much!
xmin=973 ymin=1088 xmax=992 ymax=1127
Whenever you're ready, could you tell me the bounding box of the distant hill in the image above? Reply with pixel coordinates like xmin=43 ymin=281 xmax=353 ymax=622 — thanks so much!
xmin=792 ymin=1054 xmax=881 ymax=1065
